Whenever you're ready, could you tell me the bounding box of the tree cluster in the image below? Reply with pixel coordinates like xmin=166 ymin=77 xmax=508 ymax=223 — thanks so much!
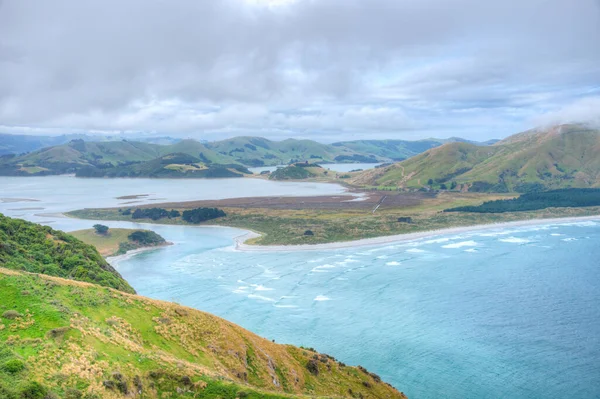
xmin=445 ymin=188 xmax=600 ymax=213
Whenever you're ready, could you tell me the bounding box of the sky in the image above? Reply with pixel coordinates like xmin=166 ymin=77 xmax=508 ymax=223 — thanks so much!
xmin=0 ymin=0 xmax=599 ymax=142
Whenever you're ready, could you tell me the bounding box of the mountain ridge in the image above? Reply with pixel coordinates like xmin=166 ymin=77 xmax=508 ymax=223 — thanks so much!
xmin=352 ymin=124 xmax=600 ymax=192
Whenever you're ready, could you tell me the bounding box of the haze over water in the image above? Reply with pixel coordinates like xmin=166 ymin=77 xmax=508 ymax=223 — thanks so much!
xmin=2 ymin=176 xmax=599 ymax=399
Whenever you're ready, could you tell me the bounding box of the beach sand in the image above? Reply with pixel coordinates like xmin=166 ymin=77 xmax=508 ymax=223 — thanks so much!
xmin=233 ymin=215 xmax=600 ymax=252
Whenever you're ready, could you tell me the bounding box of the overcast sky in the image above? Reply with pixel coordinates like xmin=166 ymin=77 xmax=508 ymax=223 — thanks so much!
xmin=0 ymin=0 xmax=599 ymax=142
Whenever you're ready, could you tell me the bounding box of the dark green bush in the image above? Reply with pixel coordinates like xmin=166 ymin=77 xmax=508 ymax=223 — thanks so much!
xmin=2 ymin=359 xmax=25 ymax=373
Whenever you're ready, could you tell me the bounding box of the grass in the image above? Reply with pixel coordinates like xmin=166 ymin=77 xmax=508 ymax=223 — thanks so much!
xmin=68 ymin=192 xmax=600 ymax=246
xmin=0 ymin=268 xmax=406 ymax=399
xmin=70 ymin=228 xmax=168 ymax=256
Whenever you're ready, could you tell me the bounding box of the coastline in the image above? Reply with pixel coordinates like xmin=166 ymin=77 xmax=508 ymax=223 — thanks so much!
xmin=233 ymin=215 xmax=600 ymax=252
xmin=106 ymin=242 xmax=172 ymax=265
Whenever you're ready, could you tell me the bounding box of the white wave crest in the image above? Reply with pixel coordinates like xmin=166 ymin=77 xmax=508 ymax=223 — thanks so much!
xmin=386 ymin=261 xmax=401 ymax=266
xmin=248 ymin=294 xmax=276 ymax=302
xmin=314 ymin=295 xmax=331 ymax=301
xmin=406 ymin=248 xmax=426 ymax=253
xmin=442 ymin=241 xmax=478 ymax=249
xmin=499 ymin=237 xmax=531 ymax=244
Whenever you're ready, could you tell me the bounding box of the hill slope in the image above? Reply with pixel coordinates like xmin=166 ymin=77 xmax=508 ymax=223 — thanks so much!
xmin=354 ymin=124 xmax=600 ymax=192
xmin=0 ymin=214 xmax=134 ymax=293
xmin=75 ymin=153 xmax=250 ymax=178
xmin=0 ymin=269 xmax=405 ymax=399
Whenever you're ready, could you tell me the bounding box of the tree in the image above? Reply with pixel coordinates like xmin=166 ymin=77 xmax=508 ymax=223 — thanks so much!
xmin=93 ymin=224 xmax=109 ymax=235
xmin=440 ymin=183 xmax=447 ymax=190
xmin=427 ymin=178 xmax=434 ymax=185
xmin=450 ymin=181 xmax=457 ymax=190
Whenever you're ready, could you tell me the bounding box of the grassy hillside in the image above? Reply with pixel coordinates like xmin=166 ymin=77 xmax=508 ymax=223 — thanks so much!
xmin=0 ymin=268 xmax=406 ymax=399
xmin=331 ymin=139 xmax=444 ymax=161
xmin=355 ymin=124 xmax=600 ymax=192
xmin=204 ymin=136 xmax=362 ymax=167
xmin=269 ymin=163 xmax=332 ymax=181
xmin=0 ymin=214 xmax=134 ymax=294
xmin=76 ymin=153 xmax=251 ymax=179
xmin=0 ymin=139 xmax=164 ymax=176
xmin=70 ymin=228 xmax=168 ymax=257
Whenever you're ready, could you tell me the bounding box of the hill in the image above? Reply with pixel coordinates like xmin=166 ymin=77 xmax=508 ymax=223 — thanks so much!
xmin=204 ymin=136 xmax=367 ymax=167
xmin=0 ymin=139 xmax=165 ymax=175
xmin=353 ymin=124 xmax=600 ymax=192
xmin=75 ymin=153 xmax=251 ymax=178
xmin=0 ymin=213 xmax=134 ymax=293
xmin=0 ymin=135 xmax=484 ymax=176
xmin=269 ymin=163 xmax=332 ymax=181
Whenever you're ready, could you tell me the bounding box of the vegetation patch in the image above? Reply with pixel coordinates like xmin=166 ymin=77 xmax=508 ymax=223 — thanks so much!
xmin=445 ymin=188 xmax=600 ymax=213
xmin=0 ymin=213 xmax=134 ymax=293
xmin=0 ymin=268 xmax=405 ymax=399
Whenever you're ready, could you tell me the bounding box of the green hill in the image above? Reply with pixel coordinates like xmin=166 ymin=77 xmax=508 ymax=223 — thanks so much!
xmin=204 ymin=136 xmax=362 ymax=167
xmin=269 ymin=163 xmax=330 ymax=181
xmin=354 ymin=124 xmax=600 ymax=192
xmin=0 ymin=214 xmax=134 ymax=294
xmin=75 ymin=153 xmax=250 ymax=179
xmin=0 ymin=215 xmax=406 ymax=399
xmin=0 ymin=139 xmax=164 ymax=176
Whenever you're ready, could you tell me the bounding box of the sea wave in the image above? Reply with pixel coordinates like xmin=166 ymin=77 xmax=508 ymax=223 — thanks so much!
xmin=442 ymin=241 xmax=478 ymax=249
xmin=248 ymin=294 xmax=276 ymax=302
xmin=499 ymin=237 xmax=531 ymax=244
xmin=314 ymin=295 xmax=331 ymax=301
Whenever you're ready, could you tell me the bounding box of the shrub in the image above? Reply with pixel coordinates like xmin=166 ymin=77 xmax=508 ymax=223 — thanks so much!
xmin=181 ymin=208 xmax=226 ymax=224
xmin=93 ymin=224 xmax=109 ymax=235
xmin=19 ymin=382 xmax=48 ymax=399
xmin=64 ymin=389 xmax=82 ymax=399
xmin=2 ymin=310 xmax=21 ymax=320
xmin=127 ymin=231 xmax=165 ymax=245
xmin=306 ymin=359 xmax=319 ymax=376
xmin=304 ymin=230 xmax=314 ymax=236
xmin=2 ymin=359 xmax=25 ymax=373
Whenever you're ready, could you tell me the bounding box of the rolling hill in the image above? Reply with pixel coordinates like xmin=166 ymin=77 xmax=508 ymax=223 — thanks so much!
xmin=0 ymin=214 xmax=406 ymax=399
xmin=0 ymin=134 xmax=497 ymax=176
xmin=353 ymin=124 xmax=600 ymax=192
xmin=75 ymin=152 xmax=251 ymax=178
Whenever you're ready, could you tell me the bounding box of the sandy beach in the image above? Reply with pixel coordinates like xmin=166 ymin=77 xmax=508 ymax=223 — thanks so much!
xmin=234 ymin=215 xmax=600 ymax=252
xmin=106 ymin=243 xmax=172 ymax=265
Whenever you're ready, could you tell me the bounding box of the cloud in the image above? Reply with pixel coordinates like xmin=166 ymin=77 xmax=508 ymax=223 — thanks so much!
xmin=532 ymin=97 xmax=600 ymax=128
xmin=0 ymin=0 xmax=598 ymax=140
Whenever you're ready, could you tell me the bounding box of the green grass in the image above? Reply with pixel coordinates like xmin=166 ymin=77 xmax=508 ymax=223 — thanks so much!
xmin=0 ymin=268 xmax=406 ymax=399
xmin=70 ymin=228 xmax=167 ymax=256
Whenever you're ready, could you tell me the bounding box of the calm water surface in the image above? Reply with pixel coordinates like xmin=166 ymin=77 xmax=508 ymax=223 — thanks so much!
xmin=1 ymin=176 xmax=598 ymax=399
xmin=249 ymin=163 xmax=381 ymax=174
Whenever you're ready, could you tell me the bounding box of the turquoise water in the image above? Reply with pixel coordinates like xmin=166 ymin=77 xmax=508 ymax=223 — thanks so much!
xmin=2 ymin=176 xmax=599 ymax=398
xmin=112 ymin=221 xmax=600 ymax=399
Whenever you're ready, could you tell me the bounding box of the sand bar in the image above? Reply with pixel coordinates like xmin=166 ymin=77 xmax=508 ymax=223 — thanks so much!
xmin=234 ymin=215 xmax=600 ymax=252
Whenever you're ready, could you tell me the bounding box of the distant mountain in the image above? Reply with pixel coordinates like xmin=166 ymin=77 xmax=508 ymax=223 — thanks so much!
xmin=204 ymin=136 xmax=367 ymax=166
xmin=0 ymin=133 xmax=181 ymax=155
xmin=352 ymin=124 xmax=600 ymax=192
xmin=0 ymin=133 xmax=90 ymax=155
xmin=0 ymin=133 xmax=497 ymax=177
xmin=76 ymin=152 xmax=250 ymax=178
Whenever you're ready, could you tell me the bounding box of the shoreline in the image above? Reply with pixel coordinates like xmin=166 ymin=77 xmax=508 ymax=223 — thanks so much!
xmin=233 ymin=215 xmax=600 ymax=252
xmin=106 ymin=242 xmax=172 ymax=265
